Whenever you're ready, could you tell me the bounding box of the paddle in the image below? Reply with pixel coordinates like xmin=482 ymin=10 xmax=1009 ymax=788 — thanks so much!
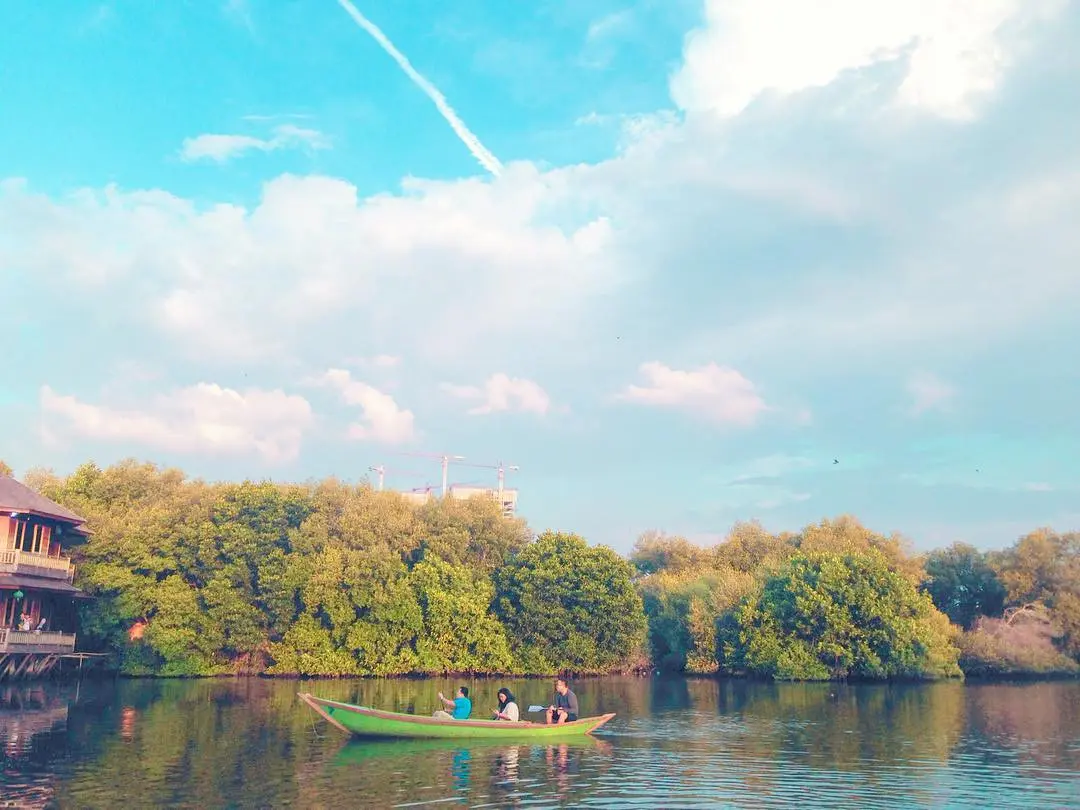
xmin=527 ymin=705 xmax=548 ymax=713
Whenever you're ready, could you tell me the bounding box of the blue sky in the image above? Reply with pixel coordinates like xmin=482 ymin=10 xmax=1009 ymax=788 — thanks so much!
xmin=3 ymin=0 xmax=1079 ymax=552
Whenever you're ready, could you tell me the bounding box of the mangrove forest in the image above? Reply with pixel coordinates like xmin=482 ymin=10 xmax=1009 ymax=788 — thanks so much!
xmin=9 ymin=459 xmax=1080 ymax=681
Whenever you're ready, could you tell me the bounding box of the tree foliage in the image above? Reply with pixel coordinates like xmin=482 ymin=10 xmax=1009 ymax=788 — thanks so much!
xmin=630 ymin=531 xmax=712 ymax=576
xmin=723 ymin=551 xmax=961 ymax=681
xmin=639 ymin=567 xmax=756 ymax=673
xmin=495 ymin=531 xmax=647 ymax=673
xmin=30 ymin=460 xmax=638 ymax=677
xmin=19 ymin=459 xmax=1080 ymax=681
xmin=922 ymin=543 xmax=1007 ymax=629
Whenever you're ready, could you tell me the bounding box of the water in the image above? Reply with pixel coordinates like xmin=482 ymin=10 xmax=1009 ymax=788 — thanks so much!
xmin=1 ymin=677 xmax=1078 ymax=808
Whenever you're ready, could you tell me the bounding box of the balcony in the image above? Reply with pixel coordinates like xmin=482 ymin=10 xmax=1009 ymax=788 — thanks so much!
xmin=0 ymin=629 xmax=77 ymax=654
xmin=0 ymin=549 xmax=75 ymax=582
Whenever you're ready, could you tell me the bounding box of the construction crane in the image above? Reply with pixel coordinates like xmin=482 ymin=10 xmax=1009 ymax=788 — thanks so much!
xmin=396 ymin=451 xmax=465 ymax=497
xmin=367 ymin=464 xmax=424 ymax=492
xmin=455 ymin=460 xmax=519 ymax=500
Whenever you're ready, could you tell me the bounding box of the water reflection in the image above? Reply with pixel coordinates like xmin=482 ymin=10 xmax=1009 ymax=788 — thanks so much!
xmin=0 ymin=676 xmax=1073 ymax=808
xmin=0 ymin=684 xmax=72 ymax=809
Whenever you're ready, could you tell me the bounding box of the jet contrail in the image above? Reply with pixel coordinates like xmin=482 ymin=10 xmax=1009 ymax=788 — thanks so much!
xmin=334 ymin=0 xmax=503 ymax=176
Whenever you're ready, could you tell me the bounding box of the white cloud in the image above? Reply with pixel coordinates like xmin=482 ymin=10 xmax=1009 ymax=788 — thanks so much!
xmin=179 ymin=125 xmax=329 ymax=163
xmin=345 ymin=354 xmax=400 ymax=369
xmin=39 ymin=383 xmax=312 ymax=462
xmin=907 ymin=372 xmax=956 ymax=416
xmin=2 ymin=4 xmax=1076 ymax=395
xmin=318 ymin=369 xmax=416 ymax=444
xmin=670 ymin=0 xmax=1066 ymax=119
xmin=729 ymin=454 xmax=816 ymax=483
xmin=442 ymin=374 xmax=552 ymax=416
xmin=0 ymin=167 xmax=616 ymax=368
xmin=617 ymin=362 xmax=768 ymax=426
xmin=685 ymin=163 xmax=1080 ymax=371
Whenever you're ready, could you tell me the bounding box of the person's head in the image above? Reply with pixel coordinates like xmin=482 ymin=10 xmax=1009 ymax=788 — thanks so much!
xmin=497 ymin=688 xmax=515 ymax=709
xmin=457 ymin=686 xmax=469 ymax=699
xmin=555 ymin=678 xmax=569 ymax=695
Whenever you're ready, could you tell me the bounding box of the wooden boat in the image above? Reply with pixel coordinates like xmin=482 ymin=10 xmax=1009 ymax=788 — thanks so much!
xmin=298 ymin=693 xmax=616 ymax=740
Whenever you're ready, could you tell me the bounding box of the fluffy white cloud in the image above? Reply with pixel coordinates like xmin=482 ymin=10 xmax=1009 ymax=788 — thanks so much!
xmin=442 ymin=374 xmax=552 ymax=416
xmin=670 ymin=0 xmax=1066 ymax=119
xmin=617 ymin=362 xmax=768 ymax=426
xmin=179 ymin=124 xmax=329 ymax=163
xmin=0 ymin=165 xmax=616 ymax=370
xmin=907 ymin=372 xmax=956 ymax=416
xmin=39 ymin=383 xmax=312 ymax=462
xmin=318 ymin=369 xmax=416 ymax=444
xmin=1 ymin=2 xmax=1076 ymax=398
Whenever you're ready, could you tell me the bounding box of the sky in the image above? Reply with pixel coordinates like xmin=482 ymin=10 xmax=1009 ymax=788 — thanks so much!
xmin=3 ymin=0 xmax=1079 ymax=553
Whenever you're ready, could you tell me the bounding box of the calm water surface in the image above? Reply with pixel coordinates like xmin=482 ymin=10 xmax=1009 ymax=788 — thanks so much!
xmin=1 ymin=676 xmax=1078 ymax=808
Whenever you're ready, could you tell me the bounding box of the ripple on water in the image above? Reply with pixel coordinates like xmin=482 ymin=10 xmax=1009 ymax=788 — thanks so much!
xmin=1 ymin=678 xmax=1079 ymax=809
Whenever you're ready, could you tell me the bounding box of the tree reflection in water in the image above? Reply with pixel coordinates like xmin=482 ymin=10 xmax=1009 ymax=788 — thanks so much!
xmin=0 ymin=677 xmax=1075 ymax=808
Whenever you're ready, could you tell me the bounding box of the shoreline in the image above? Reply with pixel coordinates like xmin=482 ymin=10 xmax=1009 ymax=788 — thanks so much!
xmin=42 ymin=668 xmax=1080 ymax=685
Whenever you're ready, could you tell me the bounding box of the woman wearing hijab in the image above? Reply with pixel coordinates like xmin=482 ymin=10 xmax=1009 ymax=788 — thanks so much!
xmin=493 ymin=687 xmax=520 ymax=722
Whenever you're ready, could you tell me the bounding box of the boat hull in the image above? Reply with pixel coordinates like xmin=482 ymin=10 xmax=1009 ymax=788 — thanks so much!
xmin=298 ymin=693 xmax=615 ymax=740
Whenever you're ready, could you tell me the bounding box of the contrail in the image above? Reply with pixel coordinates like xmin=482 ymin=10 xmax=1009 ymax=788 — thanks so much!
xmin=334 ymin=0 xmax=503 ymax=176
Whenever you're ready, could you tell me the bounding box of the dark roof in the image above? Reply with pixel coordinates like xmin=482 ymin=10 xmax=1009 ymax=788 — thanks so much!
xmin=0 ymin=476 xmax=85 ymax=525
xmin=0 ymin=574 xmax=90 ymax=598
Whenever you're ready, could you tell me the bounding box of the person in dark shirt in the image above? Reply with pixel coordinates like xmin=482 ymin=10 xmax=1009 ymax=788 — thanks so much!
xmin=546 ymin=678 xmax=578 ymax=724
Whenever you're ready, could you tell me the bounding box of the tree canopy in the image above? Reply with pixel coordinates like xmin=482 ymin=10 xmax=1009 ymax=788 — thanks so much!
xmin=15 ymin=460 xmax=1080 ymax=681
xmin=495 ymin=531 xmax=647 ymax=673
xmin=723 ymin=551 xmax=961 ymax=681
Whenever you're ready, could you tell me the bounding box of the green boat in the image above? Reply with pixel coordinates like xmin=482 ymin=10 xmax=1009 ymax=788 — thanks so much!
xmin=298 ymin=693 xmax=616 ymax=740
xmin=333 ymin=734 xmax=609 ymax=767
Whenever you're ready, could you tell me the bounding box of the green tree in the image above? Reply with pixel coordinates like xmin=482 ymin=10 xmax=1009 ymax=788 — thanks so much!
xmin=794 ymin=516 xmax=925 ymax=584
xmin=630 ymin=531 xmax=711 ymax=576
xmin=0 ymin=459 xmax=12 ymax=477
xmin=639 ymin=567 xmax=756 ymax=672
xmin=408 ymin=556 xmax=515 ymax=673
xmin=725 ymin=551 xmax=961 ymax=681
xmin=922 ymin=542 xmax=1007 ymax=629
xmin=712 ymin=521 xmax=793 ymax=574
xmin=415 ymin=495 xmax=531 ymax=572
xmin=495 ymin=531 xmax=647 ymax=673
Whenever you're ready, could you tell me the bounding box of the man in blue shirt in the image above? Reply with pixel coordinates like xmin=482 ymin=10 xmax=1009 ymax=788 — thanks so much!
xmin=433 ymin=686 xmax=472 ymax=720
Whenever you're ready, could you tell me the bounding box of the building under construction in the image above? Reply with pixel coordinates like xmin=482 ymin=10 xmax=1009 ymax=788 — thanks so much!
xmin=400 ymin=484 xmax=519 ymax=517
xmin=370 ymin=455 xmax=520 ymax=518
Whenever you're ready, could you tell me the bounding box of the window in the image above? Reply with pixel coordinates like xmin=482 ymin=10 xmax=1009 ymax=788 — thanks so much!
xmin=31 ymin=524 xmax=50 ymax=555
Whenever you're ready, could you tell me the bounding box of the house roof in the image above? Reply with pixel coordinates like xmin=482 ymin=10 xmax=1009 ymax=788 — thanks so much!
xmin=0 ymin=574 xmax=90 ymax=598
xmin=0 ymin=477 xmax=85 ymax=525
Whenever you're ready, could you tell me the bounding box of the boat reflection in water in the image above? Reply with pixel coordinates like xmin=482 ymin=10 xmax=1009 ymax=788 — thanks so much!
xmin=331 ymin=734 xmax=615 ymax=807
xmin=0 ymin=684 xmax=73 ymax=809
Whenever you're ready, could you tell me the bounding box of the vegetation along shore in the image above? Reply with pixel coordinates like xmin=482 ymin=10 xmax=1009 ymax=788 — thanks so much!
xmin=3 ymin=459 xmax=1077 ymax=681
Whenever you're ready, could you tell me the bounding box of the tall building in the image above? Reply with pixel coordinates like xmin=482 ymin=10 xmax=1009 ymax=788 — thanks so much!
xmin=0 ymin=476 xmax=91 ymax=679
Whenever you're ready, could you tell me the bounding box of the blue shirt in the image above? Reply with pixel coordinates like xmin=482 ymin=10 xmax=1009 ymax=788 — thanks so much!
xmin=452 ymin=696 xmax=472 ymax=720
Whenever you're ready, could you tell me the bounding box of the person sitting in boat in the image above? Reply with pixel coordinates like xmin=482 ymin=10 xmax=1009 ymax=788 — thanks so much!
xmin=433 ymin=686 xmax=472 ymax=720
xmin=546 ymin=678 xmax=578 ymax=724
xmin=492 ymin=688 xmax=520 ymax=722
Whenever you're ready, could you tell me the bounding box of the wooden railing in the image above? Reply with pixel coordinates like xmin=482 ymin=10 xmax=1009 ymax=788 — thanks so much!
xmin=0 ymin=629 xmax=77 ymax=652
xmin=0 ymin=549 xmax=75 ymax=581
